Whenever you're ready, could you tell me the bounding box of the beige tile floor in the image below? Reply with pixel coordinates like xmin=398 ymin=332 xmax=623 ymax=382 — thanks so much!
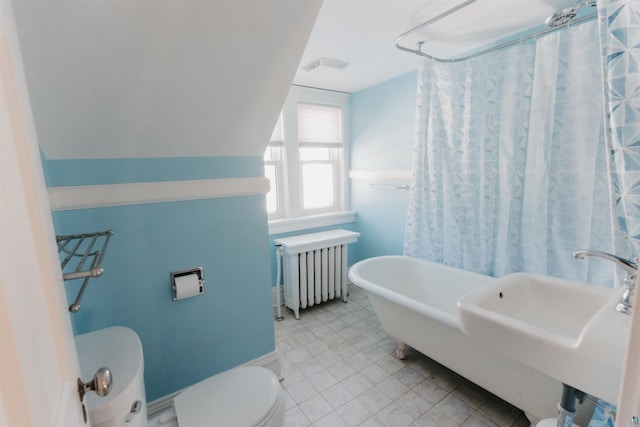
xmin=274 ymin=286 xmax=532 ymax=427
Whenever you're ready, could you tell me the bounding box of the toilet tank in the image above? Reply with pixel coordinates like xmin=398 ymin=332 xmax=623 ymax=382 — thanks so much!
xmin=76 ymin=326 xmax=147 ymax=427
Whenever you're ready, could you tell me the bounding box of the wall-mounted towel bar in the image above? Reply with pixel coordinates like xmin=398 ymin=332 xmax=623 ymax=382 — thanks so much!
xmin=369 ymin=183 xmax=410 ymax=191
xmin=57 ymin=229 xmax=113 ymax=312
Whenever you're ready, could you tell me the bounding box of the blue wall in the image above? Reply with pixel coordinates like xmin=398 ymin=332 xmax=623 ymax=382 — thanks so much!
xmin=47 ymin=157 xmax=263 ymax=186
xmin=46 ymin=70 xmax=420 ymax=400
xmin=349 ymin=71 xmax=418 ymax=261
xmin=49 ymin=157 xmax=275 ymax=402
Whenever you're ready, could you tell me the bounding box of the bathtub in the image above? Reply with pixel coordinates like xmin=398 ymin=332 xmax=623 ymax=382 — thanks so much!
xmin=348 ymin=256 xmax=562 ymax=424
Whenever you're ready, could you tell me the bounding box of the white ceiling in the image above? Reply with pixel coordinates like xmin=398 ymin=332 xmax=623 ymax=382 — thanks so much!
xmin=292 ymin=0 xmax=426 ymax=94
xmin=293 ymin=0 xmax=591 ymax=94
xmin=13 ymin=0 xmax=594 ymax=159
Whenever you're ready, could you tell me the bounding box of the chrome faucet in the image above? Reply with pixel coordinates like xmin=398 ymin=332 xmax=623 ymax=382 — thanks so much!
xmin=573 ymin=250 xmax=638 ymax=315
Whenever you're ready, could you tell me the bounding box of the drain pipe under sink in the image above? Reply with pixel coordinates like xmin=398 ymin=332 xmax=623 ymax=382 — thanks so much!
xmin=537 ymin=384 xmax=586 ymax=427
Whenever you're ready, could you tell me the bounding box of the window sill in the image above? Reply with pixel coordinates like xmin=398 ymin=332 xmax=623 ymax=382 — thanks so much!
xmin=268 ymin=211 xmax=356 ymax=235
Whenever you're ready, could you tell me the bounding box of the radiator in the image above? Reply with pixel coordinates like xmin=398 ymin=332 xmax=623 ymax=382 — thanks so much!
xmin=274 ymin=230 xmax=360 ymax=319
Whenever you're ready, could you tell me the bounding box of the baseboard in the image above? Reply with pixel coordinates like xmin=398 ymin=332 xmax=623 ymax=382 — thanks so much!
xmin=239 ymin=349 xmax=282 ymax=380
xmin=146 ymin=349 xmax=282 ymax=419
xmin=147 ymin=389 xmax=181 ymax=419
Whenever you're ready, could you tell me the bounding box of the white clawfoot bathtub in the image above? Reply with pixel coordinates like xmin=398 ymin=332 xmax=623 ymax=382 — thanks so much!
xmin=348 ymin=255 xmax=562 ymax=424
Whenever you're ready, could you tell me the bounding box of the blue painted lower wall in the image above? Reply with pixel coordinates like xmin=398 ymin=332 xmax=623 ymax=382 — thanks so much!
xmin=49 ymin=157 xmax=275 ymax=402
xmin=350 ymin=180 xmax=410 ymax=260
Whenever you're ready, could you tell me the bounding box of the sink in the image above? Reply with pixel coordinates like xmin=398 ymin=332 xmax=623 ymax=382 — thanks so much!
xmin=457 ymin=272 xmax=629 ymax=402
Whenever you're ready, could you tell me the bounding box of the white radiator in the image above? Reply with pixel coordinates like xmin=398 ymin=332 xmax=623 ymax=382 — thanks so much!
xmin=275 ymin=230 xmax=360 ymax=319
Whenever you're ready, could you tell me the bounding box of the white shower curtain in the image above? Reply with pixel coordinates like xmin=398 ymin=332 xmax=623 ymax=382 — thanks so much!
xmin=404 ymin=20 xmax=615 ymax=285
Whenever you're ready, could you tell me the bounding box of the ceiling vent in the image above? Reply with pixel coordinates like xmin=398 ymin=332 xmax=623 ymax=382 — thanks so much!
xmin=303 ymin=57 xmax=350 ymax=72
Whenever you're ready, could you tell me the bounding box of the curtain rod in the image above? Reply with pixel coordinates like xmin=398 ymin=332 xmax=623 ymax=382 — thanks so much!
xmin=395 ymin=1 xmax=597 ymax=63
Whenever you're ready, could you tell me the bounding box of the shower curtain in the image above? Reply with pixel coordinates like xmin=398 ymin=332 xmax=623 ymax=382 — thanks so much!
xmin=598 ymin=0 xmax=640 ymax=261
xmin=597 ymin=0 xmax=640 ymax=420
xmin=404 ymin=20 xmax=615 ymax=285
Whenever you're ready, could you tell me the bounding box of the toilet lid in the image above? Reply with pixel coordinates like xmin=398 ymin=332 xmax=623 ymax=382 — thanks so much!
xmin=174 ymin=367 xmax=280 ymax=427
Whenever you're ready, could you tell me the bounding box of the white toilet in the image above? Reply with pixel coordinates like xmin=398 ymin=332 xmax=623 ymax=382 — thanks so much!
xmin=75 ymin=326 xmax=285 ymax=427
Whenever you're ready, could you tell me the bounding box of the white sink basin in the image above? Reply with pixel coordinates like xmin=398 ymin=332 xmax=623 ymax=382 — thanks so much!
xmin=457 ymin=272 xmax=629 ymax=402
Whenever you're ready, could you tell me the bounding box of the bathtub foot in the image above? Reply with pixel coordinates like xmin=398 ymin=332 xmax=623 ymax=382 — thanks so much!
xmin=393 ymin=341 xmax=408 ymax=360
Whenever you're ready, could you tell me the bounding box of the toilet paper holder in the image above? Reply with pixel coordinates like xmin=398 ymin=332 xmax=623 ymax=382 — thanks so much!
xmin=170 ymin=267 xmax=205 ymax=301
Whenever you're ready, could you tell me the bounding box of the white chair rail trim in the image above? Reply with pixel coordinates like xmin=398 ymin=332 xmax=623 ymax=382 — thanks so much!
xmin=49 ymin=177 xmax=270 ymax=211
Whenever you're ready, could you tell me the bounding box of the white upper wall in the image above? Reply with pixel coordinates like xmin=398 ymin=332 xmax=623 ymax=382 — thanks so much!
xmin=12 ymin=0 xmax=322 ymax=159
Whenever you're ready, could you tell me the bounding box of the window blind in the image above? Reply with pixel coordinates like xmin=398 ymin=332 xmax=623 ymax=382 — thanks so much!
xmin=297 ymin=103 xmax=342 ymax=147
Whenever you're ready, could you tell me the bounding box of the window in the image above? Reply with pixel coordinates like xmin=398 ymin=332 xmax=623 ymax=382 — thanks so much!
xmin=264 ymin=86 xmax=350 ymax=229
xmin=298 ymin=103 xmax=342 ymax=211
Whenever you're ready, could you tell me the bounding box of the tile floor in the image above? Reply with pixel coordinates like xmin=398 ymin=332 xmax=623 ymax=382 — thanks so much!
xmin=274 ymin=286 xmax=532 ymax=427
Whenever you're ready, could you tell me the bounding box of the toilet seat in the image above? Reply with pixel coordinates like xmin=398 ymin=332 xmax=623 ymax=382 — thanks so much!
xmin=173 ymin=366 xmax=284 ymax=427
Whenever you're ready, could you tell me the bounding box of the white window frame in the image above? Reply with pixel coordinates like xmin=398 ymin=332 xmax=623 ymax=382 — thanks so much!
xmin=264 ymin=111 xmax=286 ymax=219
xmin=266 ymin=86 xmax=354 ymax=234
xmin=264 ymin=146 xmax=285 ymax=219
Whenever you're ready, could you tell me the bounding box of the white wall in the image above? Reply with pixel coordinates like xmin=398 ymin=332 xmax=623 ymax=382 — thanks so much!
xmin=12 ymin=0 xmax=322 ymax=159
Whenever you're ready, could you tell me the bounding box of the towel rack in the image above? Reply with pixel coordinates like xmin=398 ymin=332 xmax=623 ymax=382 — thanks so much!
xmin=57 ymin=229 xmax=113 ymax=312
xmin=369 ymin=183 xmax=410 ymax=191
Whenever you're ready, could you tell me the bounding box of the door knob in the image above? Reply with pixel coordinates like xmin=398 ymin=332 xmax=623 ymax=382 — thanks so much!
xmin=78 ymin=367 xmax=112 ymax=402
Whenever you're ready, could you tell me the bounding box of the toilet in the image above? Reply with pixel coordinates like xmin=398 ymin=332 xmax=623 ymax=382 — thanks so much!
xmin=75 ymin=326 xmax=285 ymax=427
